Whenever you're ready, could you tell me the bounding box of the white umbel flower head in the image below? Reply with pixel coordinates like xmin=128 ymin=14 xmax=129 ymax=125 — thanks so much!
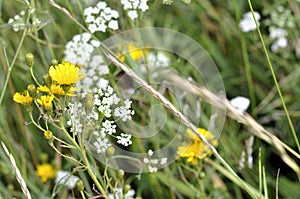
xmin=55 ymin=171 xmax=79 ymax=189
xmin=84 ymin=2 xmax=119 ymax=33
xmin=239 ymin=11 xmax=261 ymax=32
xmin=230 ymin=96 xmax=250 ymax=114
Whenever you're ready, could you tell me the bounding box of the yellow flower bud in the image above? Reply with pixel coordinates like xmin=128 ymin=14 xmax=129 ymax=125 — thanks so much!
xmin=25 ymin=53 xmax=34 ymax=68
xmin=107 ymin=146 xmax=115 ymax=156
xmin=27 ymin=84 xmax=37 ymax=98
xmin=44 ymin=130 xmax=53 ymax=143
xmin=76 ymin=179 xmax=84 ymax=192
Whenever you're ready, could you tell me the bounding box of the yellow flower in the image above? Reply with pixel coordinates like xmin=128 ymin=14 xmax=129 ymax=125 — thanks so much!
xmin=36 ymin=163 xmax=56 ymax=183
xmin=177 ymin=128 xmax=218 ymax=165
xmin=13 ymin=90 xmax=33 ymax=105
xmin=37 ymin=95 xmax=55 ymax=111
xmin=38 ymin=84 xmax=75 ymax=96
xmin=48 ymin=61 xmax=85 ymax=86
xmin=118 ymin=43 xmax=149 ymax=62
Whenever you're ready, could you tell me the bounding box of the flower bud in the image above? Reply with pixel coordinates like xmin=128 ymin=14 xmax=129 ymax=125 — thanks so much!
xmin=107 ymin=146 xmax=115 ymax=156
xmin=84 ymin=93 xmax=94 ymax=114
xmin=44 ymin=130 xmax=53 ymax=144
xmin=27 ymin=84 xmax=37 ymax=98
xmin=25 ymin=53 xmax=34 ymax=68
xmin=123 ymin=184 xmax=131 ymax=195
xmin=76 ymin=179 xmax=84 ymax=192
xmin=117 ymin=169 xmax=125 ymax=179
xmin=43 ymin=74 xmax=52 ymax=88
xmin=51 ymin=59 xmax=58 ymax=66
xmin=199 ymin=172 xmax=205 ymax=179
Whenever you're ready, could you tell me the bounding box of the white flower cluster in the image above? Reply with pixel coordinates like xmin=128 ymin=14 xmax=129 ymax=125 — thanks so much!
xmin=265 ymin=6 xmax=295 ymax=28
xmin=67 ymin=100 xmax=99 ymax=135
xmin=67 ymin=85 xmax=135 ymax=154
xmin=108 ymin=187 xmax=135 ymax=199
xmin=269 ymin=27 xmax=288 ymax=52
xmin=114 ymin=99 xmax=135 ymax=121
xmin=55 ymin=171 xmax=79 ymax=190
xmin=120 ymin=0 xmax=149 ymax=20
xmin=143 ymin=149 xmax=168 ymax=173
xmin=94 ymin=85 xmax=121 ymax=117
xmin=80 ymin=55 xmax=110 ymax=90
xmin=116 ymin=133 xmax=132 ymax=146
xmin=93 ymin=130 xmax=112 ymax=153
xmin=64 ymin=32 xmax=100 ymax=65
xmin=84 ymin=2 xmax=119 ymax=33
xmin=239 ymin=11 xmax=261 ymax=33
xmin=147 ymin=52 xmax=170 ymax=68
xmin=8 ymin=11 xmax=26 ymax=32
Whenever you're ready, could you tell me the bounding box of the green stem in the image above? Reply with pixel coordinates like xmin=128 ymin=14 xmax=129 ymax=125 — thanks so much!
xmin=232 ymin=0 xmax=256 ymax=115
xmin=59 ymin=119 xmax=106 ymax=196
xmin=0 ymin=5 xmax=32 ymax=106
xmin=247 ymin=0 xmax=300 ymax=152
xmin=30 ymin=67 xmax=42 ymax=86
xmin=29 ymin=113 xmax=46 ymax=132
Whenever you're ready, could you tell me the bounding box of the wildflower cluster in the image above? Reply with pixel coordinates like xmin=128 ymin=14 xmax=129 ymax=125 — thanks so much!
xmin=8 ymin=10 xmax=26 ymax=32
xmin=177 ymin=128 xmax=218 ymax=165
xmin=120 ymin=0 xmax=149 ymax=20
xmin=143 ymin=149 xmax=168 ymax=173
xmin=84 ymin=1 xmax=119 ymax=33
xmin=264 ymin=6 xmax=295 ymax=52
xmin=12 ymin=53 xmax=135 ymax=195
xmin=64 ymin=33 xmax=100 ymax=65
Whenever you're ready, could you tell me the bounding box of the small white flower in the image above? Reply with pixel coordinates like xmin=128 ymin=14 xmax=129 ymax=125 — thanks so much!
xmin=128 ymin=10 xmax=138 ymax=20
xmin=148 ymin=165 xmax=158 ymax=173
xmin=93 ymin=133 xmax=112 ymax=153
xmin=269 ymin=27 xmax=288 ymax=39
xmin=143 ymin=157 xmax=150 ymax=163
xmin=108 ymin=187 xmax=135 ymax=199
xmin=269 ymin=27 xmax=288 ymax=52
xmin=230 ymin=96 xmax=250 ymax=114
xmin=271 ymin=37 xmax=288 ymax=52
xmin=148 ymin=149 xmax=154 ymax=156
xmin=239 ymin=11 xmax=261 ymax=32
xmin=160 ymin=157 xmax=167 ymax=165
xmin=120 ymin=0 xmax=150 ymax=20
xmin=55 ymin=171 xmax=79 ymax=189
xmin=116 ymin=133 xmax=132 ymax=146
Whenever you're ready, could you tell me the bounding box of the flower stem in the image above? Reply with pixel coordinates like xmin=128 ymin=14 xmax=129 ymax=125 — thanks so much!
xmin=59 ymin=119 xmax=106 ymax=196
xmin=0 ymin=5 xmax=32 ymax=106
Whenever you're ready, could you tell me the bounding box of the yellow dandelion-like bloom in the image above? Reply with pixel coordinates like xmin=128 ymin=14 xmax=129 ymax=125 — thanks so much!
xmin=37 ymin=95 xmax=55 ymax=111
xmin=48 ymin=61 xmax=85 ymax=86
xmin=118 ymin=43 xmax=149 ymax=62
xmin=38 ymin=84 xmax=75 ymax=96
xmin=13 ymin=90 xmax=33 ymax=105
xmin=177 ymin=128 xmax=218 ymax=165
xmin=36 ymin=163 xmax=56 ymax=183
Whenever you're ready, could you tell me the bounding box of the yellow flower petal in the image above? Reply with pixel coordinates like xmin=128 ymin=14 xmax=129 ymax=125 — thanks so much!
xmin=177 ymin=128 xmax=218 ymax=164
xmin=118 ymin=43 xmax=149 ymax=62
xmin=37 ymin=95 xmax=55 ymax=111
xmin=13 ymin=90 xmax=33 ymax=105
xmin=49 ymin=62 xmax=85 ymax=85
xmin=36 ymin=163 xmax=56 ymax=183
